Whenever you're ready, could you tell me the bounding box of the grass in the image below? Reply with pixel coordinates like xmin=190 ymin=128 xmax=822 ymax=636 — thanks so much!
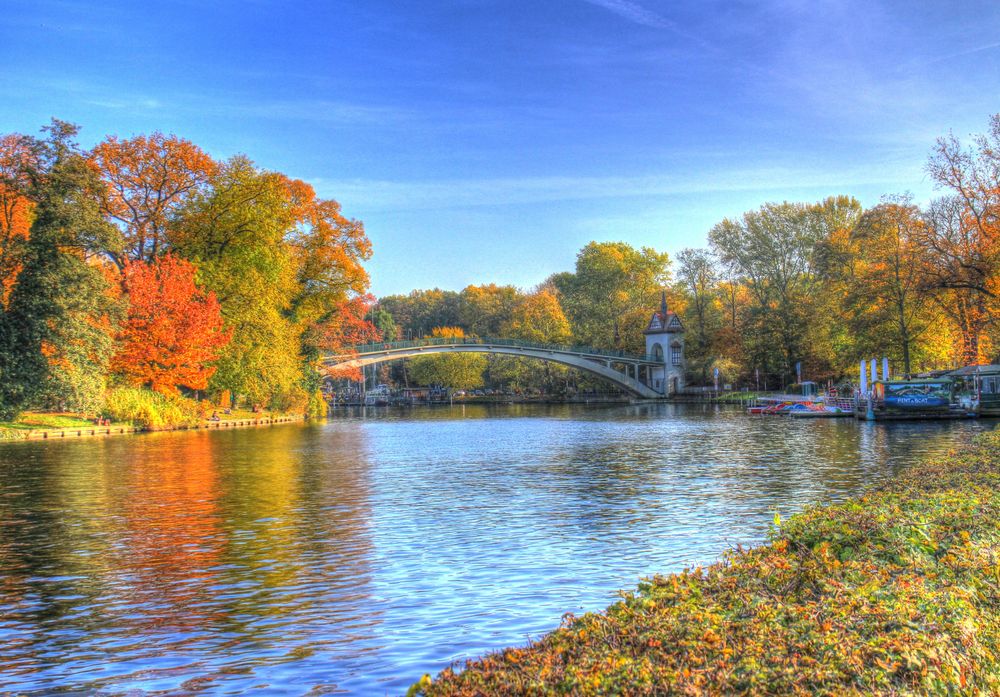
xmin=0 ymin=412 xmax=112 ymax=440
xmin=1 ymin=412 xmax=100 ymax=430
xmin=412 ymin=428 xmax=1000 ymax=696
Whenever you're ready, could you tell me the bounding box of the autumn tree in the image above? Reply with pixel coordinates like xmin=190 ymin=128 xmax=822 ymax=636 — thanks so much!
xmin=835 ymin=198 xmax=936 ymax=375
xmin=0 ymin=134 xmax=36 ymax=305
xmin=0 ymin=121 xmax=123 ymax=419
xmin=112 ymin=254 xmax=229 ymax=395
xmin=459 ymin=284 xmax=522 ymax=337
xmin=492 ymin=288 xmax=573 ymax=392
xmin=709 ymin=197 xmax=862 ymax=383
xmin=501 ymin=288 xmax=570 ymax=344
xmin=920 ymin=115 xmax=1000 ymax=363
xmin=92 ymin=132 xmax=217 ymax=266
xmin=282 ymin=177 xmax=373 ymax=327
xmin=312 ymin=294 xmax=380 ymax=383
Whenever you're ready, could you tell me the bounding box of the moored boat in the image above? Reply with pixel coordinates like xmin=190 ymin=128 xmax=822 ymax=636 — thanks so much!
xmin=859 ymin=378 xmax=977 ymax=420
xmin=945 ymin=365 xmax=1000 ymax=418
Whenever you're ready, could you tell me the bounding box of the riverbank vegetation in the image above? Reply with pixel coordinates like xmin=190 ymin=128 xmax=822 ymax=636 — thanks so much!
xmin=374 ymin=116 xmax=1000 ymax=394
xmin=0 ymin=121 xmax=378 ymax=422
xmin=412 ymin=428 xmax=1000 ymax=695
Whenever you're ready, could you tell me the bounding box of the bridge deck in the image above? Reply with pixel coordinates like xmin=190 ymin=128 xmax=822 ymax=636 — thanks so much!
xmin=336 ymin=337 xmax=660 ymax=365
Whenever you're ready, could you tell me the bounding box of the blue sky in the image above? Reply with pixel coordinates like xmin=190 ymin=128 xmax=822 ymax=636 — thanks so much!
xmin=2 ymin=1 xmax=999 ymax=296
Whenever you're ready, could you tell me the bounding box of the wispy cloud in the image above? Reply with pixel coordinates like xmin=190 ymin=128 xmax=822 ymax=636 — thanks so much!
xmin=85 ymin=96 xmax=162 ymax=111
xmin=580 ymin=0 xmax=678 ymax=31
xmin=312 ymin=162 xmax=923 ymax=212
xmin=207 ymin=98 xmax=410 ymax=126
xmin=0 ymin=75 xmax=411 ymax=128
xmin=912 ymin=40 xmax=1000 ymax=68
xmin=580 ymin=0 xmax=714 ymax=50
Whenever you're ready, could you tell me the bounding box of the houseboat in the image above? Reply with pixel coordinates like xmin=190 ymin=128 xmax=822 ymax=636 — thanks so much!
xmin=860 ymin=378 xmax=977 ymax=420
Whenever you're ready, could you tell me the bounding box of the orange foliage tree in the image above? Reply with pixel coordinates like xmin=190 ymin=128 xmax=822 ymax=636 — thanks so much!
xmin=91 ymin=133 xmax=217 ymax=267
xmin=280 ymin=175 xmax=373 ymax=322
xmin=314 ymin=294 xmax=381 ymax=382
xmin=113 ymin=254 xmax=230 ymax=395
xmin=0 ymin=134 xmax=37 ymax=304
xmin=923 ymin=115 xmax=1000 ymax=363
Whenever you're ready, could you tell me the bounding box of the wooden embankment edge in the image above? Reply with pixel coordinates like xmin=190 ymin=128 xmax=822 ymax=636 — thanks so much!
xmin=20 ymin=415 xmax=305 ymax=442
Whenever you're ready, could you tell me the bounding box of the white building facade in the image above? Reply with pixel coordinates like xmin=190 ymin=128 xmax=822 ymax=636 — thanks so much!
xmin=644 ymin=293 xmax=685 ymax=395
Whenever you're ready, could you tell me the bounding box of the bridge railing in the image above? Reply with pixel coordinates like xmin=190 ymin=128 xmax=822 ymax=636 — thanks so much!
xmin=339 ymin=336 xmax=656 ymax=363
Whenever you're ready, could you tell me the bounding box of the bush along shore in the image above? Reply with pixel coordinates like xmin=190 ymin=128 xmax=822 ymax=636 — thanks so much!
xmin=411 ymin=429 xmax=1000 ymax=696
xmin=0 ymin=387 xmax=314 ymax=441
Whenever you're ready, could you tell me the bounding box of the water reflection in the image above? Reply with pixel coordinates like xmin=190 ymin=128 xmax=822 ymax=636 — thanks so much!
xmin=0 ymin=406 xmax=992 ymax=694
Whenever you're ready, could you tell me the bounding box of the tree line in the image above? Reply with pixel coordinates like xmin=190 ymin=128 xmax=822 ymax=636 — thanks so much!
xmin=0 ymin=120 xmax=376 ymax=420
xmin=374 ymin=116 xmax=1000 ymax=392
xmin=2 ymin=115 xmax=995 ymax=412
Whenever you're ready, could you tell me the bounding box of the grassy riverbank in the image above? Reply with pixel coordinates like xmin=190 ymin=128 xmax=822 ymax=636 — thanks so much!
xmin=412 ymin=428 xmax=1000 ymax=695
xmin=0 ymin=413 xmax=102 ymax=439
xmin=0 ymin=387 xmax=311 ymax=440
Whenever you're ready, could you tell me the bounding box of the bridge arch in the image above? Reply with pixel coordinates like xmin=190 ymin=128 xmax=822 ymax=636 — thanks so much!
xmin=322 ymin=341 xmax=663 ymax=399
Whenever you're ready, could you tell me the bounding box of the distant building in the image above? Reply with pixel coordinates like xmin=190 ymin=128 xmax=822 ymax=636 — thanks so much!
xmin=644 ymin=292 xmax=685 ymax=395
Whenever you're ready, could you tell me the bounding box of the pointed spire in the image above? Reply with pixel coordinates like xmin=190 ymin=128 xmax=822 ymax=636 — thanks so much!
xmin=660 ymin=290 xmax=668 ymax=319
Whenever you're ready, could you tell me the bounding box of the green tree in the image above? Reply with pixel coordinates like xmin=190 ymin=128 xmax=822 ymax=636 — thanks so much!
xmin=709 ymin=197 xmax=862 ymax=383
xmin=675 ymin=248 xmax=722 ymax=384
xmin=171 ymin=156 xmax=304 ymax=407
xmin=554 ymin=241 xmax=670 ymax=353
xmin=371 ymin=305 xmax=398 ymax=341
xmin=0 ymin=121 xmax=123 ymax=419
xmin=379 ymin=288 xmax=462 ymax=338
xmin=407 ymin=327 xmax=485 ymax=389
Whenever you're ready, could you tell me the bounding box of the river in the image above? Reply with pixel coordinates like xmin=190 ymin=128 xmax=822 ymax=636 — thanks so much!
xmin=0 ymin=404 xmax=992 ymax=695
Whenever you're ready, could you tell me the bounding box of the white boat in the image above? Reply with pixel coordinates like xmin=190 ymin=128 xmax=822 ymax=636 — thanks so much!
xmin=364 ymin=384 xmax=392 ymax=406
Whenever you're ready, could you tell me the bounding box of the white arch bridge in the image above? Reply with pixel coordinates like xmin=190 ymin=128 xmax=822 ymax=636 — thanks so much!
xmin=322 ymin=337 xmax=665 ymax=399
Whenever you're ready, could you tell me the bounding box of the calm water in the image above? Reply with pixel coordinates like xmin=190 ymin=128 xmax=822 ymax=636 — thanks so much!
xmin=0 ymin=404 xmax=993 ymax=695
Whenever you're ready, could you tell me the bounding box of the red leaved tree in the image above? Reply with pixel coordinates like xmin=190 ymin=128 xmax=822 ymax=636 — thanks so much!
xmin=0 ymin=133 xmax=37 ymax=305
xmin=113 ymin=254 xmax=230 ymax=395
xmin=313 ymin=294 xmax=381 ymax=382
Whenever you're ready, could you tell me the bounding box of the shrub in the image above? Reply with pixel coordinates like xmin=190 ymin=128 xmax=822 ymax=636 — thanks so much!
xmin=306 ymin=390 xmax=328 ymax=420
xmin=104 ymin=387 xmax=199 ymax=430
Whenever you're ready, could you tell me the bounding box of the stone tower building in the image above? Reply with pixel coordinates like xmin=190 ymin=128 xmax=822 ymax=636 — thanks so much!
xmin=644 ymin=292 xmax=685 ymax=395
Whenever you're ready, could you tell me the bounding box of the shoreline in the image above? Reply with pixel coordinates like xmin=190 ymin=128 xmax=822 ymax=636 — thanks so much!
xmin=412 ymin=427 xmax=1000 ymax=695
xmin=8 ymin=414 xmax=306 ymax=443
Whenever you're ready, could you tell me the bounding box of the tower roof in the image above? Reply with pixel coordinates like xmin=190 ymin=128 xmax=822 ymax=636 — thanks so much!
xmin=644 ymin=291 xmax=684 ymax=334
